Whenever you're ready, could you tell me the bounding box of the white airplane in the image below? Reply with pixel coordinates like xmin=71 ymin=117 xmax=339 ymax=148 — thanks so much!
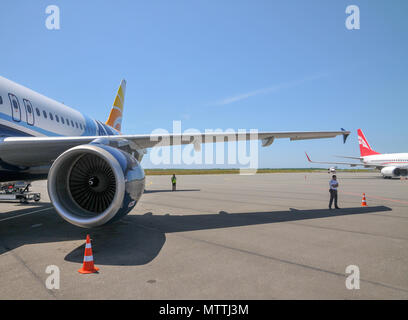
xmin=305 ymin=129 xmax=408 ymax=179
xmin=0 ymin=75 xmax=350 ymax=228
xmin=328 ymin=167 xmax=337 ymax=174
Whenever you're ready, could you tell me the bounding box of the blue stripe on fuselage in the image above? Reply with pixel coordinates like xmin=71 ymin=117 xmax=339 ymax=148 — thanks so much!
xmin=0 ymin=111 xmax=61 ymax=137
xmin=0 ymin=123 xmax=33 ymax=137
xmin=82 ymin=113 xmax=98 ymax=136
xmin=0 ymin=111 xmax=116 ymax=138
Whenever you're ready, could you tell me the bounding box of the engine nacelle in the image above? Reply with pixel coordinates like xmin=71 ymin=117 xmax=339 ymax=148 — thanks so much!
xmin=381 ymin=166 xmax=408 ymax=178
xmin=47 ymin=143 xmax=145 ymax=228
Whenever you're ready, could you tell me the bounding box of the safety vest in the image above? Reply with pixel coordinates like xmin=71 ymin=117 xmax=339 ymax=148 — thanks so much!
xmin=172 ymin=177 xmax=176 ymax=184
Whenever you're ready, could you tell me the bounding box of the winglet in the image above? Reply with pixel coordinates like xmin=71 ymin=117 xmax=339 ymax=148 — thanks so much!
xmin=305 ymin=152 xmax=312 ymax=162
xmin=341 ymin=128 xmax=350 ymax=144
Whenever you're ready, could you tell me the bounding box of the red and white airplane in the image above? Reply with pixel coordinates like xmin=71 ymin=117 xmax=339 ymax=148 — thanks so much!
xmin=306 ymin=129 xmax=408 ymax=179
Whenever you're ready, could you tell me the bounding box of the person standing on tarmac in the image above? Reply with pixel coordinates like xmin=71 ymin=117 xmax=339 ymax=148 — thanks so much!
xmin=329 ymin=175 xmax=340 ymax=209
xmin=171 ymin=174 xmax=177 ymax=191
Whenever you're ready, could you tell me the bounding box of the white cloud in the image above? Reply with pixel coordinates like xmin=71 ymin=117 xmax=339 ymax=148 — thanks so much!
xmin=214 ymin=73 xmax=327 ymax=106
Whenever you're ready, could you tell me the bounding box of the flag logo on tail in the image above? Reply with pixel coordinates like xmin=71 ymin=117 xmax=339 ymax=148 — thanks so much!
xmin=357 ymin=129 xmax=380 ymax=157
xmin=358 ymin=136 xmax=369 ymax=149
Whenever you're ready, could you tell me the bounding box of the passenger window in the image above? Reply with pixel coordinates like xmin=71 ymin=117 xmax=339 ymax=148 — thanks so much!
xmin=43 ymin=110 xmax=48 ymax=119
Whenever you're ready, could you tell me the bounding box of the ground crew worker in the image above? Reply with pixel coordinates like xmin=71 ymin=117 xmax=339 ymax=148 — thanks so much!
xmin=171 ymin=174 xmax=177 ymax=191
xmin=329 ymin=175 xmax=340 ymax=209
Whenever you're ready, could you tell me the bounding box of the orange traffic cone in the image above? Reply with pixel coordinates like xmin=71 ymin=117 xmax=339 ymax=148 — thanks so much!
xmin=78 ymin=234 xmax=99 ymax=274
xmin=361 ymin=193 xmax=368 ymax=207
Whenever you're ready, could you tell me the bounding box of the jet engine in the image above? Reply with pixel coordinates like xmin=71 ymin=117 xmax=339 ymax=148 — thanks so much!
xmin=47 ymin=142 xmax=145 ymax=228
xmin=381 ymin=166 xmax=408 ymax=178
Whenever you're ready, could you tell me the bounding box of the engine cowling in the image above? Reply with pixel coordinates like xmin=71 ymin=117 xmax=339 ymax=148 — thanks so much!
xmin=47 ymin=143 xmax=145 ymax=228
xmin=381 ymin=166 xmax=408 ymax=178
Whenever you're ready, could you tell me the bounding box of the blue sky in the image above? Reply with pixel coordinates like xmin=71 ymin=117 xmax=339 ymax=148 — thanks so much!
xmin=1 ymin=1 xmax=407 ymax=168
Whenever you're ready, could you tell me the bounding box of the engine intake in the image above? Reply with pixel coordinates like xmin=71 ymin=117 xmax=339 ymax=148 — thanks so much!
xmin=381 ymin=166 xmax=408 ymax=178
xmin=48 ymin=143 xmax=145 ymax=228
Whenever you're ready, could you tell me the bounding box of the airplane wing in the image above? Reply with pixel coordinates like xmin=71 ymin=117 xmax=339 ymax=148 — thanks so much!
xmin=305 ymin=152 xmax=378 ymax=168
xmin=334 ymin=155 xmax=363 ymax=160
xmin=0 ymin=130 xmax=350 ymax=167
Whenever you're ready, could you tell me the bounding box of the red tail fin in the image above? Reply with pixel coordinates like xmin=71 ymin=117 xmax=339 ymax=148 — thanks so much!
xmin=357 ymin=129 xmax=380 ymax=157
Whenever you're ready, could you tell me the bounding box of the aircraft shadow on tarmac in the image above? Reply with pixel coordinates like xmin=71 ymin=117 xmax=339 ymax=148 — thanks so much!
xmin=0 ymin=205 xmax=392 ymax=266
xmin=0 ymin=202 xmax=51 ymax=221
xmin=339 ymin=176 xmax=386 ymax=180
xmin=143 ymin=189 xmax=201 ymax=194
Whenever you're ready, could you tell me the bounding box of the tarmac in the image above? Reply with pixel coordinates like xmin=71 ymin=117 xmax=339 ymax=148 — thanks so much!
xmin=0 ymin=172 xmax=407 ymax=299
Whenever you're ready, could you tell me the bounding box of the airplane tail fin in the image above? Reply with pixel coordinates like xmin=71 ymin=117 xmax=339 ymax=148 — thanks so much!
xmin=357 ymin=129 xmax=380 ymax=157
xmin=106 ymin=79 xmax=126 ymax=132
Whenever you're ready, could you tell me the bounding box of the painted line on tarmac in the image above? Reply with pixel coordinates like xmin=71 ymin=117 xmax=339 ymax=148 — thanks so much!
xmin=0 ymin=207 xmax=53 ymax=222
xmin=341 ymin=191 xmax=408 ymax=205
xmin=179 ymin=234 xmax=408 ymax=294
xmin=309 ymin=185 xmax=408 ymax=206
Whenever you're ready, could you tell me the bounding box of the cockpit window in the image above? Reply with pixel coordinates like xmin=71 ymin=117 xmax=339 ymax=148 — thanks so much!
xmin=43 ymin=110 xmax=48 ymax=119
xmin=0 ymin=96 xmax=3 ymax=104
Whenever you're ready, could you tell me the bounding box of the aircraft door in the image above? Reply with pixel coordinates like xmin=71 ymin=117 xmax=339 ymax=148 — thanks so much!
xmin=23 ymin=99 xmax=35 ymax=126
xmin=8 ymin=93 xmax=21 ymax=122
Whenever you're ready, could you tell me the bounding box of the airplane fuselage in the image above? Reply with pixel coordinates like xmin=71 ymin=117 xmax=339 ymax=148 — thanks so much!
xmin=0 ymin=76 xmax=119 ymax=181
xmin=362 ymin=153 xmax=408 ymax=167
